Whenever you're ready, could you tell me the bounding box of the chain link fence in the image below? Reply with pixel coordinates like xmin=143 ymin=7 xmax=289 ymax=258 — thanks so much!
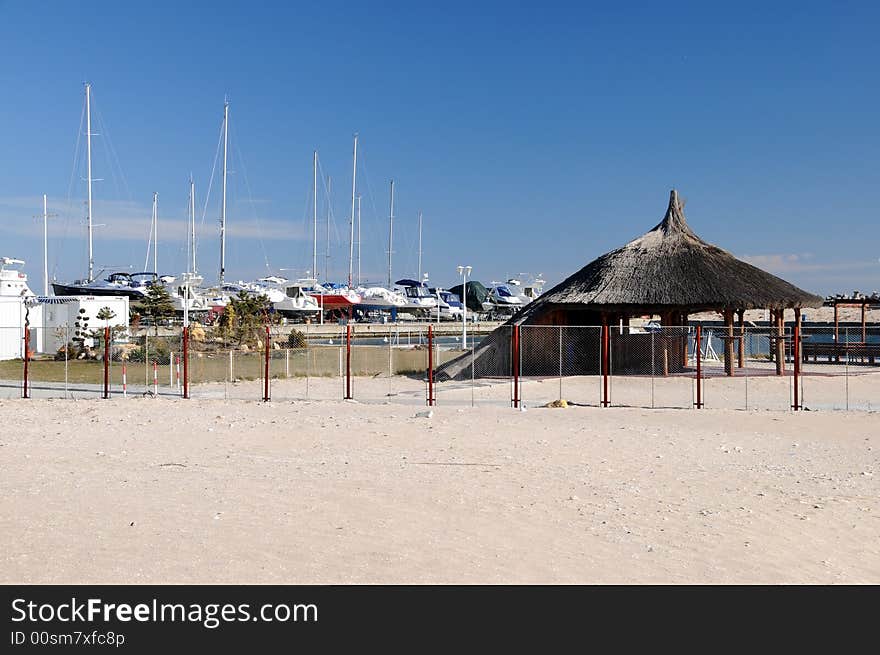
xmin=4 ymin=321 xmax=879 ymax=410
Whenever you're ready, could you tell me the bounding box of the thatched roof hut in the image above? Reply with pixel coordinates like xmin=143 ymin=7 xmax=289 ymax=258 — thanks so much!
xmin=437 ymin=189 xmax=823 ymax=380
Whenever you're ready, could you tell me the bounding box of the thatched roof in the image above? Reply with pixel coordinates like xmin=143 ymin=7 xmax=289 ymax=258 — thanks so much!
xmin=435 ymin=189 xmax=823 ymax=381
xmin=513 ymin=189 xmax=822 ymax=321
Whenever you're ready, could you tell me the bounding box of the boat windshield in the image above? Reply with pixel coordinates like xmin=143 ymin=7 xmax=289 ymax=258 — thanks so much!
xmin=494 ymin=286 xmax=513 ymax=297
xmin=405 ymin=286 xmax=430 ymax=299
xmin=440 ymin=292 xmax=462 ymax=306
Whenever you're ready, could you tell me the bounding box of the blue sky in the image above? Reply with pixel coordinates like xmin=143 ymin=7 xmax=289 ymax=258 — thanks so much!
xmin=1 ymin=0 xmax=878 ymax=295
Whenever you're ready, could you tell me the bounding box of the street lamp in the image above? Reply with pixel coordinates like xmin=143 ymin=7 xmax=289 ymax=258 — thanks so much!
xmin=457 ymin=265 xmax=471 ymax=348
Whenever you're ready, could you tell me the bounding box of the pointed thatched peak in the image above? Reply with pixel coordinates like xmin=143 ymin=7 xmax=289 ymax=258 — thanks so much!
xmin=511 ymin=189 xmax=823 ymax=316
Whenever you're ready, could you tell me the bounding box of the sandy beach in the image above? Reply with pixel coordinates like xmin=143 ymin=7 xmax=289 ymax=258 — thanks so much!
xmin=2 ymin=381 xmax=878 ymax=584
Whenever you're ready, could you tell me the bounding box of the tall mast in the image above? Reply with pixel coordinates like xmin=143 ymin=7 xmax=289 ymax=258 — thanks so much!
xmin=85 ymin=83 xmax=94 ymax=282
xmin=348 ymin=134 xmax=358 ymax=288
xmin=387 ymin=179 xmax=394 ymax=289
xmin=417 ymin=210 xmax=423 ymax=284
xmin=356 ymin=195 xmax=362 ymax=286
xmin=312 ymin=150 xmax=317 ymax=279
xmin=42 ymin=194 xmax=49 ymax=296
xmin=325 ymin=176 xmax=331 ymax=280
xmin=189 ymin=176 xmax=196 ymax=274
xmin=152 ymin=192 xmax=158 ymax=274
xmin=219 ymin=99 xmax=229 ymax=285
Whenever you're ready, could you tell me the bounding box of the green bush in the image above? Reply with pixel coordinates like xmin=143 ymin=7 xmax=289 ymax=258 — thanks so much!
xmin=287 ymin=329 xmax=307 ymax=349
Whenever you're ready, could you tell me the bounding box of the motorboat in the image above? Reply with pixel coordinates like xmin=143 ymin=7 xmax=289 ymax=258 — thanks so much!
xmin=395 ymin=279 xmax=438 ymax=316
xmin=429 ymin=288 xmax=463 ymax=321
xmin=51 ymin=271 xmax=153 ymax=300
xmin=483 ymin=283 xmax=524 ymax=316
xmin=273 ymin=281 xmax=321 ymax=319
xmin=0 ymin=257 xmax=34 ymax=297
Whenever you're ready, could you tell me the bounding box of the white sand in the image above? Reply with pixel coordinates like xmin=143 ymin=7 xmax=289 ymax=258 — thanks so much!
xmin=1 ymin=377 xmax=878 ymax=584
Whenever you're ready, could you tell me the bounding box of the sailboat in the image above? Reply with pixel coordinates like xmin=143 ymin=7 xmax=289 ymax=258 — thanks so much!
xmin=302 ymin=138 xmax=362 ymax=315
xmin=52 ymin=84 xmax=152 ymax=300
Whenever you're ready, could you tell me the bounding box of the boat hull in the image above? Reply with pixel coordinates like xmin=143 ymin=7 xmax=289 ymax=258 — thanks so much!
xmin=51 ymin=282 xmax=146 ymax=300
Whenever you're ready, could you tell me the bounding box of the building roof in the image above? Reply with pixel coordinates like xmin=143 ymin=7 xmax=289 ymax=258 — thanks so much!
xmin=515 ymin=189 xmax=823 ymax=321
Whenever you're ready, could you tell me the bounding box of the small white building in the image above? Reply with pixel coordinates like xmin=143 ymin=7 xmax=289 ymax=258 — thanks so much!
xmin=0 ymin=258 xmax=130 ymax=360
xmin=40 ymin=295 xmax=130 ymax=355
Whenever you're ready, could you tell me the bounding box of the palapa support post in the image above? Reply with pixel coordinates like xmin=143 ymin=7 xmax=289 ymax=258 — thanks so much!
xmin=182 ymin=326 xmax=189 ymax=399
xmin=737 ymin=309 xmax=745 ymax=368
xmin=724 ymin=309 xmax=735 ymax=377
xmin=601 ymin=320 xmax=610 ymax=407
xmin=103 ymin=326 xmax=110 ymax=399
xmin=512 ymin=324 xmax=520 ymax=408
xmin=427 ymin=324 xmax=435 ymax=406
xmin=263 ymin=325 xmax=271 ymax=402
xmin=22 ymin=328 xmax=30 ymax=399
xmin=344 ymin=322 xmax=352 ymax=400
xmin=694 ymin=324 xmax=703 ymax=408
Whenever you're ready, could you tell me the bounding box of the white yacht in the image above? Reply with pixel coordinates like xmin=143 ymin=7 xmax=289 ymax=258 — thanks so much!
xmin=0 ymin=257 xmax=34 ymax=297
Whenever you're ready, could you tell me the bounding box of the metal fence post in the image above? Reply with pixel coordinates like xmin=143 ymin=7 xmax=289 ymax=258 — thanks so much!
xmin=103 ymin=326 xmax=110 ymax=399
xmin=427 ymin=324 xmax=435 ymax=406
xmin=792 ymin=324 xmax=801 ymax=410
xmin=182 ymin=326 xmax=189 ymax=399
xmin=694 ymin=325 xmax=703 ymax=408
xmin=650 ymin=329 xmax=655 ymax=409
xmin=344 ymin=322 xmax=352 ymax=400
xmin=601 ymin=323 xmax=610 ymax=407
xmin=263 ymin=325 xmax=270 ymax=402
xmin=512 ymin=325 xmax=520 ymax=408
xmin=22 ymin=327 xmax=30 ymax=399
xmin=558 ymin=325 xmax=563 ymax=401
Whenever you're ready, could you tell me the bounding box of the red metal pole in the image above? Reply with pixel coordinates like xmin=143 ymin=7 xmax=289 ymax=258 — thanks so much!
xmin=427 ymin=324 xmax=435 ymax=406
xmin=512 ymin=325 xmax=520 ymax=408
xmin=182 ymin=326 xmax=189 ymax=399
xmin=695 ymin=325 xmax=703 ymax=408
xmin=103 ymin=326 xmax=110 ymax=399
xmin=22 ymin=328 xmax=29 ymax=399
xmin=792 ymin=324 xmax=800 ymax=411
xmin=346 ymin=322 xmax=353 ymax=399
xmin=263 ymin=325 xmax=270 ymax=402
xmin=601 ymin=323 xmax=610 ymax=407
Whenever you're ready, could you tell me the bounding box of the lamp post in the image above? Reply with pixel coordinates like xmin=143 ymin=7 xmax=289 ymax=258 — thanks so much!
xmin=457 ymin=265 xmax=471 ymax=348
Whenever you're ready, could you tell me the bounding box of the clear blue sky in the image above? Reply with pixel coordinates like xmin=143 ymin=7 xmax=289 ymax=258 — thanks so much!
xmin=1 ymin=0 xmax=878 ymax=295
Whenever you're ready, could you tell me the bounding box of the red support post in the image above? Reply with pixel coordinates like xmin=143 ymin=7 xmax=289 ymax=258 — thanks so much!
xmin=263 ymin=325 xmax=271 ymax=402
xmin=601 ymin=323 xmax=610 ymax=407
xmin=694 ymin=325 xmax=703 ymax=408
xmin=103 ymin=326 xmax=110 ymax=399
xmin=344 ymin=322 xmax=352 ymax=400
xmin=427 ymin=324 xmax=435 ymax=406
xmin=792 ymin=324 xmax=801 ymax=411
xmin=512 ymin=325 xmax=520 ymax=408
xmin=22 ymin=328 xmax=30 ymax=399
xmin=182 ymin=326 xmax=189 ymax=399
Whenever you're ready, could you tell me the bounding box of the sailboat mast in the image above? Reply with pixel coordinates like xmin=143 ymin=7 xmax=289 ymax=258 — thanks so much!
xmin=387 ymin=179 xmax=394 ymax=289
xmin=417 ymin=210 xmax=423 ymax=284
xmin=348 ymin=134 xmax=358 ymax=288
xmin=325 ymin=176 xmax=331 ymax=280
xmin=85 ymin=83 xmax=94 ymax=282
xmin=152 ymin=192 xmax=158 ymax=274
xmin=189 ymin=176 xmax=196 ymax=274
xmin=42 ymin=194 xmax=49 ymax=296
xmin=312 ymin=150 xmax=317 ymax=279
xmin=356 ymin=195 xmax=361 ymax=286
xmin=219 ymin=99 xmax=229 ymax=285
